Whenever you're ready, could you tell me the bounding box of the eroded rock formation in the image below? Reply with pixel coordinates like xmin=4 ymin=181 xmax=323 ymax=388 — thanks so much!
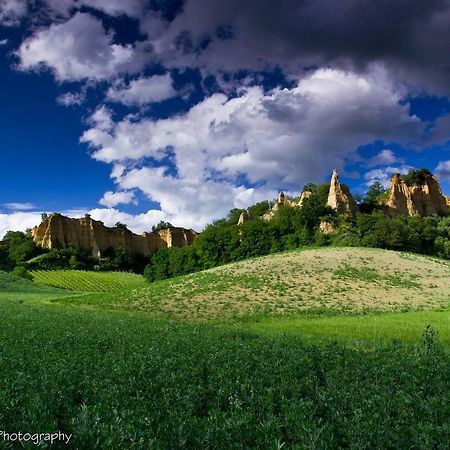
xmin=384 ymin=173 xmax=450 ymax=217
xmin=262 ymin=192 xmax=297 ymax=220
xmin=237 ymin=210 xmax=250 ymax=225
xmin=31 ymin=214 xmax=197 ymax=258
xmin=298 ymin=190 xmax=312 ymax=207
xmin=327 ymin=169 xmax=359 ymax=214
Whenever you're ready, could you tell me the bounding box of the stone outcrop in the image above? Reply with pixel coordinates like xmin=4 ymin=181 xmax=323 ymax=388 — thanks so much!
xmin=327 ymin=169 xmax=359 ymax=214
xmin=298 ymin=190 xmax=312 ymax=207
xmin=31 ymin=214 xmax=197 ymax=258
xmin=263 ymin=192 xmax=297 ymax=220
xmin=384 ymin=173 xmax=450 ymax=217
xmin=319 ymin=220 xmax=335 ymax=235
xmin=237 ymin=210 xmax=250 ymax=225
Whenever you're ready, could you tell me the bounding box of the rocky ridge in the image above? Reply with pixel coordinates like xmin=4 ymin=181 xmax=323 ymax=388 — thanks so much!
xmin=385 ymin=173 xmax=450 ymax=217
xmin=31 ymin=214 xmax=197 ymax=258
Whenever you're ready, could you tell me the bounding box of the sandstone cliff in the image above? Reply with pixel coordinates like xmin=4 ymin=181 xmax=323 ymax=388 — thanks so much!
xmin=384 ymin=173 xmax=450 ymax=217
xmin=327 ymin=169 xmax=359 ymax=214
xmin=31 ymin=214 xmax=197 ymax=258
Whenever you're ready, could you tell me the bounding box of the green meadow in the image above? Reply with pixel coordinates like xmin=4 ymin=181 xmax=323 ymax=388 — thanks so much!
xmin=1 ymin=247 xmax=450 ymax=448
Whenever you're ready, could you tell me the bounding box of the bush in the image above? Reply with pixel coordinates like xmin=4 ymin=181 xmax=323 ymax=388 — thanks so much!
xmin=401 ymin=168 xmax=432 ymax=186
xmin=11 ymin=266 xmax=33 ymax=280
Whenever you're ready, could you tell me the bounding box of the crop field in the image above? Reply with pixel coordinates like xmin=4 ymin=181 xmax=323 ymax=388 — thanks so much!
xmin=0 ymin=300 xmax=449 ymax=449
xmin=1 ymin=248 xmax=450 ymax=448
xmin=0 ymin=270 xmax=73 ymax=301
xmin=32 ymin=270 xmax=147 ymax=292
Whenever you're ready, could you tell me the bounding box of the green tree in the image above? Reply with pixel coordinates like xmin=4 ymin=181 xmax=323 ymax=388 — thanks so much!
xmin=364 ymin=181 xmax=386 ymax=205
xmin=227 ymin=208 xmax=245 ymax=225
xmin=4 ymin=231 xmax=40 ymax=264
xmin=11 ymin=266 xmax=33 ymax=280
xmin=248 ymin=201 xmax=272 ymax=218
xmin=152 ymin=221 xmax=174 ymax=232
xmin=401 ymin=168 xmax=432 ymax=186
xmin=115 ymin=222 xmax=128 ymax=232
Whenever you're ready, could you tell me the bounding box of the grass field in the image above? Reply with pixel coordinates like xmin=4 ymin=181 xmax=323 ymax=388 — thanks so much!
xmin=0 ymin=300 xmax=448 ymax=449
xmin=1 ymin=248 xmax=450 ymax=448
xmin=32 ymin=270 xmax=147 ymax=292
xmin=0 ymin=270 xmax=72 ymax=301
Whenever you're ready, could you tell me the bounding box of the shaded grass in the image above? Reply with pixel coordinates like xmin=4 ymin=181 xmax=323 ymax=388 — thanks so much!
xmin=0 ymin=270 xmax=71 ymax=301
xmin=243 ymin=309 xmax=450 ymax=346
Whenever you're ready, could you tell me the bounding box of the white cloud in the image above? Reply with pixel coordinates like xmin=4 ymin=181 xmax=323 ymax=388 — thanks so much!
xmin=0 ymin=212 xmax=42 ymax=238
xmin=99 ymin=191 xmax=135 ymax=208
xmin=106 ymin=74 xmax=176 ymax=106
xmin=0 ymin=0 xmax=26 ymax=26
xmin=364 ymin=165 xmax=413 ymax=188
xmin=57 ymin=91 xmax=86 ymax=106
xmin=18 ymin=12 xmax=140 ymax=82
xmin=435 ymin=160 xmax=450 ymax=181
xmin=43 ymin=0 xmax=143 ymax=18
xmin=2 ymin=202 xmax=36 ymax=211
xmin=365 ymin=149 xmax=400 ymax=167
xmin=0 ymin=39 xmax=8 ymax=46
xmin=89 ymin=208 xmax=168 ymax=232
xmin=81 ymin=68 xmax=423 ymax=228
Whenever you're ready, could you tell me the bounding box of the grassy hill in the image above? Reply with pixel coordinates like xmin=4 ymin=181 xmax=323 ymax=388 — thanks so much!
xmin=0 ymin=270 xmax=70 ymax=301
xmin=83 ymin=247 xmax=450 ymax=319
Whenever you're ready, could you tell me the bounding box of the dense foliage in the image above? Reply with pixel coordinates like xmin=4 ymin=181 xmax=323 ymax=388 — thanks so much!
xmin=402 ymin=168 xmax=433 ymax=186
xmin=0 ymin=301 xmax=448 ymax=449
xmin=144 ymin=184 xmax=450 ymax=282
xmin=0 ymin=231 xmax=151 ymax=274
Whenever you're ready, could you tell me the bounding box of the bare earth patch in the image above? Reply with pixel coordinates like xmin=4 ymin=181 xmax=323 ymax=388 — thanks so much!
xmin=126 ymin=248 xmax=450 ymax=319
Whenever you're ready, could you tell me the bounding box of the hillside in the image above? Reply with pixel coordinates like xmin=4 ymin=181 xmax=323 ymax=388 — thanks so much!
xmin=0 ymin=270 xmax=69 ymax=301
xmin=32 ymin=270 xmax=147 ymax=292
xmin=50 ymin=247 xmax=450 ymax=319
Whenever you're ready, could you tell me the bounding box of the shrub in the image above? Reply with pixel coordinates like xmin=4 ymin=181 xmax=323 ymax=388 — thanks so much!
xmin=11 ymin=266 xmax=33 ymax=280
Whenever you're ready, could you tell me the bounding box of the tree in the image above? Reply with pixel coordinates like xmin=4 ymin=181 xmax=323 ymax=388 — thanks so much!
xmin=152 ymin=221 xmax=174 ymax=232
xmin=115 ymin=222 xmax=128 ymax=231
xmin=4 ymin=231 xmax=40 ymax=264
xmin=401 ymin=168 xmax=432 ymax=186
xmin=364 ymin=181 xmax=386 ymax=206
xmin=248 ymin=201 xmax=272 ymax=218
xmin=11 ymin=266 xmax=33 ymax=280
xmin=227 ymin=208 xmax=245 ymax=225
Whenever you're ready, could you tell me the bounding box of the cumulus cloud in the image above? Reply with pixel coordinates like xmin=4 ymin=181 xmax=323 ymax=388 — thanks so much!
xmin=0 ymin=0 xmax=27 ymax=26
xmin=365 ymin=149 xmax=401 ymax=167
xmin=364 ymin=165 xmax=413 ymax=188
xmin=81 ymin=67 xmax=423 ymax=227
xmin=43 ymin=0 xmax=143 ymax=18
xmin=148 ymin=0 xmax=450 ymax=94
xmin=106 ymin=74 xmax=176 ymax=106
xmin=0 ymin=212 xmax=42 ymax=238
xmin=18 ymin=12 xmax=140 ymax=82
xmin=435 ymin=160 xmax=450 ymax=181
xmin=99 ymin=190 xmax=135 ymax=208
xmin=89 ymin=208 xmax=168 ymax=232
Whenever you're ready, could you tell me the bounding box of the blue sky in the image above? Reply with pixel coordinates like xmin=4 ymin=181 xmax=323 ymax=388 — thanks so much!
xmin=1 ymin=0 xmax=450 ymax=236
